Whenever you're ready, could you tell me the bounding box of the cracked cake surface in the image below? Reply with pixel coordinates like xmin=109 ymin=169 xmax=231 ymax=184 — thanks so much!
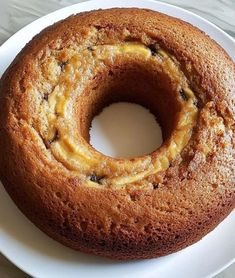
xmin=0 ymin=8 xmax=234 ymax=259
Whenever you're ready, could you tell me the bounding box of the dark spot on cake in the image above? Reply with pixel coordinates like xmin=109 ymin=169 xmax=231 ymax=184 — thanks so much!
xmin=99 ymin=240 xmax=106 ymax=246
xmin=130 ymin=193 xmax=137 ymax=202
xmin=59 ymin=61 xmax=68 ymax=71
xmin=108 ymin=70 xmax=114 ymax=76
xmin=193 ymin=99 xmax=201 ymax=108
xmin=212 ymin=183 xmax=218 ymax=190
xmin=89 ymin=173 xmax=104 ymax=184
xmin=87 ymin=46 xmax=94 ymax=51
xmin=42 ymin=138 xmax=49 ymax=149
xmin=94 ymin=25 xmax=102 ymax=31
xmin=47 ymin=129 xmax=60 ymax=147
xmin=43 ymin=93 xmax=49 ymax=101
xmin=55 ymin=191 xmax=62 ymax=199
xmin=117 ymin=204 xmax=121 ymax=209
xmin=92 ymin=85 xmax=99 ymax=91
xmin=179 ymin=89 xmax=189 ymax=101
xmin=124 ymin=36 xmax=139 ymax=42
xmin=153 ymin=183 xmax=159 ymax=189
xmin=148 ymin=44 xmax=160 ymax=56
xmin=54 ymin=111 xmax=60 ymax=117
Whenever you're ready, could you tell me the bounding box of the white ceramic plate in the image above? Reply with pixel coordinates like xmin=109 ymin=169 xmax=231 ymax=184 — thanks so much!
xmin=0 ymin=0 xmax=234 ymax=277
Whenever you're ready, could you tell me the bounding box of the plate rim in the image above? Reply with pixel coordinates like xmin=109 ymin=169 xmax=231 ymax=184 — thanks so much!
xmin=0 ymin=0 xmax=234 ymax=60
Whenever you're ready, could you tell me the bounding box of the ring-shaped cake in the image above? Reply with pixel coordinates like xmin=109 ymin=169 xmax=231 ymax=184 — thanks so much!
xmin=0 ymin=8 xmax=234 ymax=259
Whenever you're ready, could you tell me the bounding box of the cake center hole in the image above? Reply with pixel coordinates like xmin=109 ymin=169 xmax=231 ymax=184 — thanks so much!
xmin=90 ymin=102 xmax=162 ymax=158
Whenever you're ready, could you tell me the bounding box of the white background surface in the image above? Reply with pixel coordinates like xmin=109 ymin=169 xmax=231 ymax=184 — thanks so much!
xmin=0 ymin=0 xmax=234 ymax=277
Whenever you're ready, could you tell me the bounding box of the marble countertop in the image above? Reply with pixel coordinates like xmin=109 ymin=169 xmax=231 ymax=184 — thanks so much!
xmin=0 ymin=0 xmax=234 ymax=277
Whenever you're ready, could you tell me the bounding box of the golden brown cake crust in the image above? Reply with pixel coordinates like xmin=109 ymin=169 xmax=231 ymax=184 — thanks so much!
xmin=0 ymin=8 xmax=234 ymax=259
